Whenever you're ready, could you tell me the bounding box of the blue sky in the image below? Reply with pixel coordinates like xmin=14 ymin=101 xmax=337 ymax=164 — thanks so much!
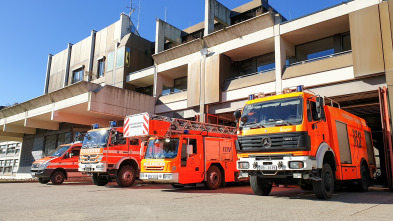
xmin=0 ymin=0 xmax=344 ymax=106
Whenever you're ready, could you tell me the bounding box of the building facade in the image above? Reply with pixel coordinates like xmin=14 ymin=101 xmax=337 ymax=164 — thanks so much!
xmin=0 ymin=0 xmax=392 ymax=186
xmin=0 ymin=141 xmax=22 ymax=176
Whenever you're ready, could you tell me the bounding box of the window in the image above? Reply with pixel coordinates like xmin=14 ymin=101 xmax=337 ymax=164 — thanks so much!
xmin=136 ymin=85 xmax=153 ymax=96
xmin=72 ymin=68 xmax=84 ymax=83
xmin=107 ymin=51 xmax=115 ymax=72
xmin=125 ymin=47 xmax=131 ymax=67
xmin=342 ymin=33 xmax=351 ymax=51
xmin=71 ymin=148 xmax=80 ymax=157
xmin=6 ymin=147 xmax=15 ymax=154
xmin=98 ymin=59 xmax=105 ymax=78
xmin=111 ymin=132 xmax=126 ymax=145
xmin=162 ymin=76 xmax=187 ymax=95
xmin=116 ymin=47 xmax=125 ymax=68
xmin=14 ymin=159 xmax=18 ymax=166
xmin=130 ymin=139 xmax=139 ymax=146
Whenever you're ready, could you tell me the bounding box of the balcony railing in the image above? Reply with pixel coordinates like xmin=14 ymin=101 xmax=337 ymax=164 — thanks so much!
xmin=286 ymin=50 xmax=352 ymax=68
xmin=224 ymin=68 xmax=276 ymax=82
xmin=162 ymin=89 xmax=187 ymax=96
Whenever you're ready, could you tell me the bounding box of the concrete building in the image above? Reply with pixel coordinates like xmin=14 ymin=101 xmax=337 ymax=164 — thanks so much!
xmin=0 ymin=141 xmax=22 ymax=176
xmin=1 ymin=0 xmax=393 ymax=187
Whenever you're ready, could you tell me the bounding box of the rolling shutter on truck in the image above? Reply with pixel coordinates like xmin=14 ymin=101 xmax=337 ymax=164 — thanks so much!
xmin=336 ymin=121 xmax=352 ymax=164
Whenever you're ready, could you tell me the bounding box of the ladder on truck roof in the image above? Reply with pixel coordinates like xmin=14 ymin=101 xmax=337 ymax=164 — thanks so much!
xmin=124 ymin=112 xmax=237 ymax=138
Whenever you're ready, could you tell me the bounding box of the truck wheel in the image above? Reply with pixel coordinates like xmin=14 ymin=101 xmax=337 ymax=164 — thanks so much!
xmin=250 ymin=175 xmax=272 ymax=196
xmin=116 ymin=165 xmax=136 ymax=187
xmin=205 ymin=165 xmax=222 ymax=190
xmin=312 ymin=163 xmax=334 ymax=199
xmin=171 ymin=184 xmax=185 ymax=189
xmin=51 ymin=171 xmax=65 ymax=185
xmin=38 ymin=178 xmax=50 ymax=184
xmin=357 ymin=165 xmax=370 ymax=192
xmin=92 ymin=174 xmax=109 ymax=186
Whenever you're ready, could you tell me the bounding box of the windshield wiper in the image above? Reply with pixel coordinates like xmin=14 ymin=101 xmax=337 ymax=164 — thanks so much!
xmin=245 ymin=122 xmax=265 ymax=128
xmin=269 ymin=119 xmax=292 ymax=126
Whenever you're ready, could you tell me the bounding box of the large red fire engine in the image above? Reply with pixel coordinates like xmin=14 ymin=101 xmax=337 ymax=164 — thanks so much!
xmin=124 ymin=113 xmax=239 ymax=189
xmin=78 ymin=122 xmax=143 ymax=187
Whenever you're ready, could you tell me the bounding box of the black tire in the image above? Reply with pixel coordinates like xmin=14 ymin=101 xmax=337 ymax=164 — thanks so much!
xmin=205 ymin=165 xmax=222 ymax=190
xmin=312 ymin=163 xmax=335 ymax=199
xmin=116 ymin=165 xmax=136 ymax=187
xmin=357 ymin=164 xmax=370 ymax=192
xmin=38 ymin=177 xmax=50 ymax=184
xmin=92 ymin=174 xmax=109 ymax=186
xmin=51 ymin=171 xmax=65 ymax=185
xmin=250 ymin=175 xmax=272 ymax=196
xmin=171 ymin=184 xmax=185 ymax=189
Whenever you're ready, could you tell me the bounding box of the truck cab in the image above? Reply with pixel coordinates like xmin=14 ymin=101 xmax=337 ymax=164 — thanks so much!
xmin=235 ymin=86 xmax=376 ymax=199
xmin=31 ymin=142 xmax=86 ymax=185
xmin=78 ymin=124 xmax=143 ymax=187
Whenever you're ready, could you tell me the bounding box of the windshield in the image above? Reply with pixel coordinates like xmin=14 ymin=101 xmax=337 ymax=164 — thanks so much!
xmin=82 ymin=129 xmax=110 ymax=149
xmin=241 ymin=97 xmax=303 ymax=128
xmin=49 ymin=145 xmax=71 ymax=157
xmin=145 ymin=138 xmax=179 ymax=159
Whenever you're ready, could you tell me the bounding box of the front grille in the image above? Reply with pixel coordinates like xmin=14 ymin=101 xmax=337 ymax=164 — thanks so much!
xmin=146 ymin=166 xmax=164 ymax=170
xmin=238 ymin=132 xmax=309 ymax=152
xmin=80 ymin=155 xmax=99 ymax=163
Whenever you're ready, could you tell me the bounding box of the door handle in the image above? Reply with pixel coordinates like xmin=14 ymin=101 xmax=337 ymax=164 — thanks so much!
xmin=195 ymin=167 xmax=199 ymax=171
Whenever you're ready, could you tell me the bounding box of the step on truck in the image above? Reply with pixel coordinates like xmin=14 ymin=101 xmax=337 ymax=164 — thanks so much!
xmin=124 ymin=113 xmax=240 ymax=190
xmin=31 ymin=142 xmax=87 ymax=185
xmin=235 ymin=85 xmax=376 ymax=199
xmin=78 ymin=122 xmax=143 ymax=187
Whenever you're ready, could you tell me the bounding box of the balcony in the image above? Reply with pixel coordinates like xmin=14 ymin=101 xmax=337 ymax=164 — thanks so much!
xmin=223 ymin=68 xmax=275 ymax=91
xmin=283 ymin=50 xmax=353 ymax=79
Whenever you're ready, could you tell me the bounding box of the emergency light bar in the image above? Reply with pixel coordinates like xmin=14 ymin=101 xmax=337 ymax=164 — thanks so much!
xmin=109 ymin=121 xmax=117 ymax=128
xmin=92 ymin=124 xmax=99 ymax=129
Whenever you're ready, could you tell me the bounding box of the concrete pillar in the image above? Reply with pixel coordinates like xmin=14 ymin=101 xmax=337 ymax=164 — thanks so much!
xmin=88 ymin=30 xmax=97 ymax=81
xmin=44 ymin=54 xmax=53 ymax=94
xmin=155 ymin=20 xmax=165 ymax=54
xmin=63 ymin=43 xmax=73 ymax=87
xmin=204 ymin=0 xmax=231 ymax=37
xmin=154 ymin=19 xmax=182 ymax=54
xmin=274 ymin=15 xmax=283 ymax=93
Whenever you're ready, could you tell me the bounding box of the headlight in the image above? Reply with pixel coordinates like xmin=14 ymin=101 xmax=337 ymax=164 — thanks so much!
xmin=238 ymin=162 xmax=249 ymax=169
xmin=163 ymin=174 xmax=172 ymax=179
xmin=289 ymin=161 xmax=304 ymax=169
xmin=38 ymin=161 xmax=50 ymax=170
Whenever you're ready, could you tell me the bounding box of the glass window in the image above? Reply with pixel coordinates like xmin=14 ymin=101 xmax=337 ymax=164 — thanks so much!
xmin=162 ymin=76 xmax=187 ymax=95
xmin=241 ymin=97 xmax=303 ymax=128
xmin=14 ymin=159 xmax=18 ymax=166
xmin=110 ymin=132 xmax=126 ymax=145
xmin=82 ymin=129 xmax=110 ymax=149
xmin=130 ymin=139 xmax=139 ymax=146
xmin=342 ymin=33 xmax=351 ymax=51
xmin=98 ymin=59 xmax=105 ymax=78
xmin=125 ymin=47 xmax=131 ymax=67
xmin=72 ymin=68 xmax=84 ymax=83
xmin=116 ymin=47 xmax=125 ymax=68
xmin=0 ymin=160 xmax=3 ymax=166
xmin=49 ymin=145 xmax=71 ymax=157
xmin=145 ymin=138 xmax=179 ymax=159
xmin=107 ymin=51 xmax=115 ymax=72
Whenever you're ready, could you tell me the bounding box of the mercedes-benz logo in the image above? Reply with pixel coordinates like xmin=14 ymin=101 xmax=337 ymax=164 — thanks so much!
xmin=261 ymin=137 xmax=272 ymax=148
xmin=87 ymin=156 xmax=91 ymax=160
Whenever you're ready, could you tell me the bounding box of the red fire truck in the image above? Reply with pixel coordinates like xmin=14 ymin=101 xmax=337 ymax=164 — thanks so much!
xmin=235 ymin=86 xmax=376 ymax=199
xmin=124 ymin=113 xmax=239 ymax=189
xmin=78 ymin=122 xmax=143 ymax=187
xmin=31 ymin=142 xmax=86 ymax=185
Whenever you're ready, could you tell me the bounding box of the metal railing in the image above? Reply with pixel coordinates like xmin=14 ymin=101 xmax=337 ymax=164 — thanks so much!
xmin=286 ymin=50 xmax=352 ymax=68
xmin=224 ymin=68 xmax=276 ymax=82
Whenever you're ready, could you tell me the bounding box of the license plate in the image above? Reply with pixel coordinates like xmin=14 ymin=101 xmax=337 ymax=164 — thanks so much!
xmin=148 ymin=174 xmax=158 ymax=179
xmin=258 ymin=165 xmax=277 ymax=170
xmin=85 ymin=165 xmax=92 ymax=168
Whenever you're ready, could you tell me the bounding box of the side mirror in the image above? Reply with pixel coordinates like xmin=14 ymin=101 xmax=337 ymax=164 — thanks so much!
xmin=187 ymin=145 xmax=193 ymax=155
xmin=65 ymin=152 xmax=70 ymax=158
xmin=315 ymin=97 xmax=322 ymax=119
xmin=140 ymin=141 xmax=147 ymax=158
xmin=234 ymin=110 xmax=242 ymax=119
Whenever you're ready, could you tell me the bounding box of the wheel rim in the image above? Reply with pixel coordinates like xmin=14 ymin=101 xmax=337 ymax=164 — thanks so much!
xmin=209 ymin=171 xmax=219 ymax=186
xmin=55 ymin=174 xmax=63 ymax=182
xmin=123 ymin=171 xmax=133 ymax=184
xmin=323 ymin=171 xmax=333 ymax=192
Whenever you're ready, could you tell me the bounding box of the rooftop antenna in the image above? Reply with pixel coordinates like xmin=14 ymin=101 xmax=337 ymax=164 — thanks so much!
xmin=137 ymin=0 xmax=141 ymax=31
xmin=165 ymin=6 xmax=167 ymax=22
xmin=127 ymin=0 xmax=136 ymax=18
xmin=126 ymin=0 xmax=140 ymax=36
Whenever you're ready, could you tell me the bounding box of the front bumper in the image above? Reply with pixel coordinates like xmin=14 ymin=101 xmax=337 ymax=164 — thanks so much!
xmin=31 ymin=169 xmax=54 ymax=178
xmin=139 ymin=172 xmax=179 ymax=183
xmin=237 ymin=156 xmax=317 ymax=179
xmin=78 ymin=163 xmax=107 ymax=173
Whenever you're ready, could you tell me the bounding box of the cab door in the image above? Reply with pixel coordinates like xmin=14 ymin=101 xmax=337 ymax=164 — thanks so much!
xmin=178 ymin=136 xmax=204 ymax=184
